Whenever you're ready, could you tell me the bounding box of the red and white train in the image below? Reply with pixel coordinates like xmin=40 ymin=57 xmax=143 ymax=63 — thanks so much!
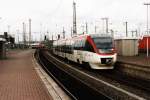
xmin=53 ymin=34 xmax=117 ymax=69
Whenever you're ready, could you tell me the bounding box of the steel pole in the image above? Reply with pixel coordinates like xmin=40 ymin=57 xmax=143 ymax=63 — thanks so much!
xmin=147 ymin=5 xmax=149 ymax=57
xmin=144 ymin=3 xmax=150 ymax=57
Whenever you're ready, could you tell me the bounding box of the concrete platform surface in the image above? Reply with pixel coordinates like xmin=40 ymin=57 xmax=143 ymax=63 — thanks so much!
xmin=117 ymin=53 xmax=150 ymax=67
xmin=0 ymin=50 xmax=52 ymax=100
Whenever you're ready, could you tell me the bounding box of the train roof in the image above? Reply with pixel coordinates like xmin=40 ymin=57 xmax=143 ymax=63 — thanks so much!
xmin=72 ymin=33 xmax=112 ymax=38
xmin=89 ymin=34 xmax=112 ymax=38
xmin=54 ymin=34 xmax=113 ymax=43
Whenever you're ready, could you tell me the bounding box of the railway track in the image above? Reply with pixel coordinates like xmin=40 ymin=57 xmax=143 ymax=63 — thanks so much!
xmin=115 ymin=61 xmax=150 ymax=81
xmin=53 ymin=53 xmax=150 ymax=96
xmin=35 ymin=50 xmax=77 ymax=100
xmin=97 ymin=70 xmax=150 ymax=93
xmin=65 ymin=61 xmax=150 ymax=99
xmin=35 ymin=49 xmax=109 ymax=100
xmin=36 ymin=49 xmax=150 ymax=100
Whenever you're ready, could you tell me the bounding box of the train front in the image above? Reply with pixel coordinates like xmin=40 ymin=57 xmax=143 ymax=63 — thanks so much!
xmin=89 ymin=35 xmax=117 ymax=69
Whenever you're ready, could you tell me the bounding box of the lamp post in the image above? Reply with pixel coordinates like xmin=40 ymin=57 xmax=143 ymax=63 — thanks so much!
xmin=144 ymin=3 xmax=150 ymax=57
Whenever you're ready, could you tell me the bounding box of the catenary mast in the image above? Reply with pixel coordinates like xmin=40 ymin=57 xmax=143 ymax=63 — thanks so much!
xmin=73 ymin=1 xmax=77 ymax=36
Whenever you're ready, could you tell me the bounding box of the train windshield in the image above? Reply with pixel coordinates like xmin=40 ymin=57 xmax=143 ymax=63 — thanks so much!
xmin=92 ymin=37 xmax=113 ymax=49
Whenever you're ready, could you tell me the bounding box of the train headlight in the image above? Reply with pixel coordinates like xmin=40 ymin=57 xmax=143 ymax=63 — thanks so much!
xmin=99 ymin=49 xmax=116 ymax=54
xmin=106 ymin=58 xmax=113 ymax=64
xmin=111 ymin=48 xmax=116 ymax=53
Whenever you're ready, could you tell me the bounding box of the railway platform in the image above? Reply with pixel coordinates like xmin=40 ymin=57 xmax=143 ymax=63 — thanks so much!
xmin=116 ymin=53 xmax=150 ymax=81
xmin=117 ymin=53 xmax=150 ymax=67
xmin=0 ymin=49 xmax=69 ymax=100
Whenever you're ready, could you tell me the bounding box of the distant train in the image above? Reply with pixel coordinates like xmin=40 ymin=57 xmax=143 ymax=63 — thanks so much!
xmin=53 ymin=34 xmax=117 ymax=69
xmin=138 ymin=35 xmax=150 ymax=53
xmin=31 ymin=43 xmax=45 ymax=49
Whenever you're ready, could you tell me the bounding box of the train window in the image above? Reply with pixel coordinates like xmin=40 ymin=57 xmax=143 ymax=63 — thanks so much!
xmin=92 ymin=37 xmax=113 ymax=49
xmin=81 ymin=39 xmax=85 ymax=48
xmin=74 ymin=40 xmax=79 ymax=50
xmin=70 ymin=45 xmax=73 ymax=54
xmin=84 ymin=41 xmax=95 ymax=52
xmin=73 ymin=39 xmax=85 ymax=50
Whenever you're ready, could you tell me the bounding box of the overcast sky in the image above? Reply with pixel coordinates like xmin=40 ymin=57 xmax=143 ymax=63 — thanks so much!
xmin=0 ymin=0 xmax=149 ymax=41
